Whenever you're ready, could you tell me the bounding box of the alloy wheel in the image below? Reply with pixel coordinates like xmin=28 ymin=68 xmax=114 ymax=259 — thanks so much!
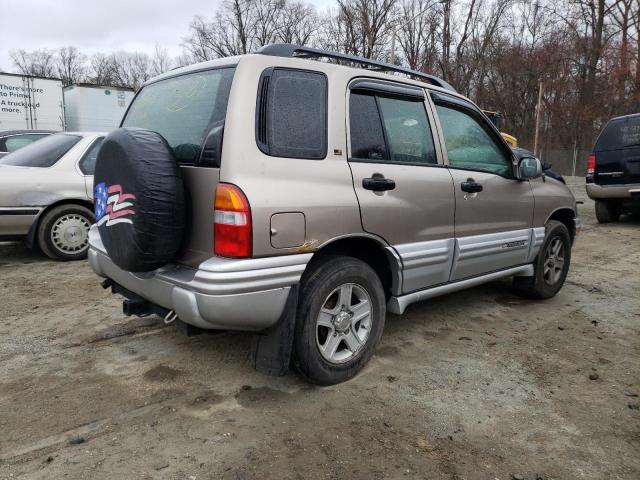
xmin=315 ymin=283 xmax=372 ymax=364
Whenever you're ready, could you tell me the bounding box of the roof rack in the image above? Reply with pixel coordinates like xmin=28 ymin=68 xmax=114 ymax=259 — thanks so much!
xmin=256 ymin=43 xmax=456 ymax=92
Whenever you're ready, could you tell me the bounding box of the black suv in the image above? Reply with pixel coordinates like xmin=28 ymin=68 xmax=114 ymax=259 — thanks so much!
xmin=586 ymin=113 xmax=640 ymax=222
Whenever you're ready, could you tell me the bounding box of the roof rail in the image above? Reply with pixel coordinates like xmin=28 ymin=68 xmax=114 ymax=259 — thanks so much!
xmin=256 ymin=43 xmax=456 ymax=92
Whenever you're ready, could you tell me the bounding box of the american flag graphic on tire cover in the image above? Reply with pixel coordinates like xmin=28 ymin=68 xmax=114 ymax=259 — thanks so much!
xmin=95 ymin=182 xmax=137 ymax=227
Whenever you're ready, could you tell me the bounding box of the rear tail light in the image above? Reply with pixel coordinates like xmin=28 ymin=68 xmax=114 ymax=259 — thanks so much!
xmin=587 ymin=154 xmax=596 ymax=175
xmin=214 ymin=183 xmax=252 ymax=258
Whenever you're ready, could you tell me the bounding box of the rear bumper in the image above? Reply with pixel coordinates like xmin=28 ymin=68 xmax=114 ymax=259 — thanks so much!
xmin=585 ymin=182 xmax=640 ymax=200
xmin=88 ymin=226 xmax=312 ymax=331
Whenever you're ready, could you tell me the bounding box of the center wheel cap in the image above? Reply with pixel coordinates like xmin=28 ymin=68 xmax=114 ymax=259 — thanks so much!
xmin=334 ymin=311 xmax=352 ymax=332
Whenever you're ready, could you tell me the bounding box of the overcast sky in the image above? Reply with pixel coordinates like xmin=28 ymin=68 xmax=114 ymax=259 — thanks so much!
xmin=0 ymin=0 xmax=335 ymax=72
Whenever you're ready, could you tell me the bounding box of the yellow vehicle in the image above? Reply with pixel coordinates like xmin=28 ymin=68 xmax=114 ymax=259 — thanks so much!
xmin=483 ymin=110 xmax=518 ymax=147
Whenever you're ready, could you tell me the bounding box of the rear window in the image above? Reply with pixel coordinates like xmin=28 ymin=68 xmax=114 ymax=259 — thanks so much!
xmin=595 ymin=116 xmax=640 ymax=151
xmin=0 ymin=134 xmax=80 ymax=167
xmin=122 ymin=67 xmax=235 ymax=163
xmin=256 ymin=68 xmax=327 ymax=159
xmin=2 ymin=134 xmax=49 ymax=152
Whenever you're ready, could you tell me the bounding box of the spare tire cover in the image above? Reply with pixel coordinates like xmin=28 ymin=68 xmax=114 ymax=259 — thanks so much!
xmin=93 ymin=127 xmax=185 ymax=272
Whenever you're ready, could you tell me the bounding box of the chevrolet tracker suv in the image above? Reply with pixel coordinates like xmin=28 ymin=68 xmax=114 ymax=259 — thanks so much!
xmin=586 ymin=113 xmax=640 ymax=222
xmin=88 ymin=44 xmax=579 ymax=385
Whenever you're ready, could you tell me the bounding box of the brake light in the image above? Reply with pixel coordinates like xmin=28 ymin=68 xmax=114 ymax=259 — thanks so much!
xmin=587 ymin=154 xmax=596 ymax=175
xmin=214 ymin=183 xmax=252 ymax=258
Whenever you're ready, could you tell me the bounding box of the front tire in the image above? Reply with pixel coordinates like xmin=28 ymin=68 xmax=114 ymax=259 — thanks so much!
xmin=513 ymin=220 xmax=571 ymax=299
xmin=595 ymin=199 xmax=621 ymax=223
xmin=37 ymin=204 xmax=94 ymax=261
xmin=293 ymin=256 xmax=386 ymax=385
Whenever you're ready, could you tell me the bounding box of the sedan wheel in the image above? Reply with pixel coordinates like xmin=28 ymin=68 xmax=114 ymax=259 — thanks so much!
xmin=50 ymin=213 xmax=91 ymax=255
xmin=37 ymin=204 xmax=94 ymax=261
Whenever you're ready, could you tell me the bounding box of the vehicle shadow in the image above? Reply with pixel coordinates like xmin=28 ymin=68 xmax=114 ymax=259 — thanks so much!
xmin=0 ymin=241 xmax=49 ymax=264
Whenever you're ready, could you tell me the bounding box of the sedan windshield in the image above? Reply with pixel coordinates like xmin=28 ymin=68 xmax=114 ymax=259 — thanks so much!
xmin=0 ymin=134 xmax=81 ymax=168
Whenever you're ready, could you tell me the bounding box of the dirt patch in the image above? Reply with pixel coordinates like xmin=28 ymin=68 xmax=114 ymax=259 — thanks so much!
xmin=143 ymin=365 xmax=183 ymax=382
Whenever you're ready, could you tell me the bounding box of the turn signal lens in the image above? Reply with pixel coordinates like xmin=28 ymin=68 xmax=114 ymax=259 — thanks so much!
xmin=214 ymin=183 xmax=252 ymax=258
xmin=587 ymin=154 xmax=596 ymax=175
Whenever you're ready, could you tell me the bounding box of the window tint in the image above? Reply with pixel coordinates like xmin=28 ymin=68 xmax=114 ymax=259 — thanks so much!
xmin=257 ymin=68 xmax=327 ymax=159
xmin=435 ymin=104 xmax=512 ymax=176
xmin=123 ymin=67 xmax=235 ymax=164
xmin=4 ymin=134 xmax=48 ymax=152
xmin=349 ymin=93 xmax=388 ymax=161
xmin=0 ymin=134 xmax=80 ymax=167
xmin=349 ymin=92 xmax=436 ymax=165
xmin=79 ymin=138 xmax=104 ymax=175
xmin=595 ymin=116 xmax=640 ymax=151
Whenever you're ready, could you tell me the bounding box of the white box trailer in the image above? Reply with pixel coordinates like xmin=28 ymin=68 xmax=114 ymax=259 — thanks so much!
xmin=0 ymin=73 xmax=65 ymax=131
xmin=64 ymin=85 xmax=134 ymax=132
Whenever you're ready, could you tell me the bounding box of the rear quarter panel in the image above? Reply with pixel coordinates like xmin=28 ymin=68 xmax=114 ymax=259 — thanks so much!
xmin=220 ymin=56 xmax=367 ymax=257
xmin=0 ymin=137 xmax=93 ymax=207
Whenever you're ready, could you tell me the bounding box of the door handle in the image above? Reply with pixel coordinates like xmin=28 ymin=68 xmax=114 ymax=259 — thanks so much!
xmin=363 ymin=177 xmax=396 ymax=192
xmin=461 ymin=178 xmax=483 ymax=193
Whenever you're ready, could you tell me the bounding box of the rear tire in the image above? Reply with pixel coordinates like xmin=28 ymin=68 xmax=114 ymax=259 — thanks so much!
xmin=293 ymin=256 xmax=386 ymax=385
xmin=595 ymin=200 xmax=621 ymax=223
xmin=37 ymin=205 xmax=94 ymax=261
xmin=513 ymin=220 xmax=571 ymax=299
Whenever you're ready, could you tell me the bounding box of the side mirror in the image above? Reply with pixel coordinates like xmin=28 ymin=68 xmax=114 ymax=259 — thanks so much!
xmin=517 ymin=156 xmax=542 ymax=180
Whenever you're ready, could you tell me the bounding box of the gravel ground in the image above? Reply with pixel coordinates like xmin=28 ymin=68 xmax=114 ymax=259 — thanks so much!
xmin=0 ymin=179 xmax=638 ymax=480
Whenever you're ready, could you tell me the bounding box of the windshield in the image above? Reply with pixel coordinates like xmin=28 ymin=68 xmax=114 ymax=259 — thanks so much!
xmin=122 ymin=67 xmax=235 ymax=163
xmin=0 ymin=134 xmax=81 ymax=167
xmin=595 ymin=116 xmax=640 ymax=151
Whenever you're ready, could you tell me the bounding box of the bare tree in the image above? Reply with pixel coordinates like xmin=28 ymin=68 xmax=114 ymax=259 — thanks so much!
xmin=107 ymin=51 xmax=152 ymax=90
xmin=277 ymin=1 xmax=320 ymax=45
xmin=150 ymin=43 xmax=173 ymax=76
xmin=332 ymin=0 xmax=397 ymax=58
xmin=394 ymin=0 xmax=441 ymax=70
xmin=88 ymin=53 xmax=115 ymax=86
xmin=10 ymin=49 xmax=57 ymax=78
xmin=56 ymin=46 xmax=87 ymax=85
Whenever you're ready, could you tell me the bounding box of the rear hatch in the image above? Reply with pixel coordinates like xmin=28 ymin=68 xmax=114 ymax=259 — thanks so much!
xmin=121 ymin=66 xmax=236 ymax=267
xmin=593 ymin=115 xmax=640 ymax=186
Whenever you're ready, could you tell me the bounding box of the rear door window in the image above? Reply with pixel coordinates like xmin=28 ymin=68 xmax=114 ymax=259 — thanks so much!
xmin=595 ymin=116 xmax=640 ymax=151
xmin=256 ymin=68 xmax=327 ymax=159
xmin=349 ymin=91 xmax=437 ymax=165
xmin=0 ymin=134 xmax=81 ymax=167
xmin=122 ymin=67 xmax=235 ymax=164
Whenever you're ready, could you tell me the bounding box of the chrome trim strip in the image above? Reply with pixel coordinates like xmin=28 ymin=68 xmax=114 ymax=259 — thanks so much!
xmin=456 ymin=229 xmax=530 ymax=260
xmin=0 ymin=207 xmax=42 ymax=216
xmin=387 ymin=264 xmax=534 ymax=314
xmin=596 ymin=172 xmax=624 ymax=176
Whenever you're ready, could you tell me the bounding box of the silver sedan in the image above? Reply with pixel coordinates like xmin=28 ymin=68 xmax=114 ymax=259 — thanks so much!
xmin=0 ymin=132 xmax=104 ymax=260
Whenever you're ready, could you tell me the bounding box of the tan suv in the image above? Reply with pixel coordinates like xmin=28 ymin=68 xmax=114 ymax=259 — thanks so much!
xmin=88 ymin=44 xmax=579 ymax=384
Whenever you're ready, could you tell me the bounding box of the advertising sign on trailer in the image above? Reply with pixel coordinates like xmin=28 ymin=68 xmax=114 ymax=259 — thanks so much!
xmin=0 ymin=73 xmax=65 ymax=131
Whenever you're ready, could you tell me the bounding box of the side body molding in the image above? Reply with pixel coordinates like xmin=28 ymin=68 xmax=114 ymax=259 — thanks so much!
xmin=386 ymin=227 xmax=546 ymax=312
xmin=387 ymin=239 xmax=455 ymax=293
